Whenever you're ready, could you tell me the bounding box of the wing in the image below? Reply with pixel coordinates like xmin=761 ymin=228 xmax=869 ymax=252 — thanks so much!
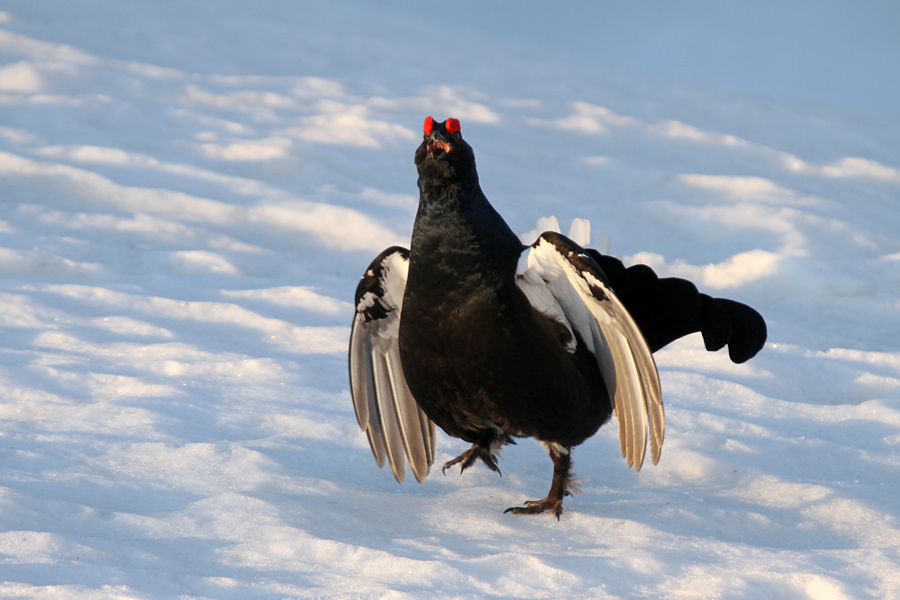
xmin=348 ymin=247 xmax=437 ymax=483
xmin=516 ymin=232 xmax=664 ymax=471
xmin=585 ymin=250 xmax=767 ymax=363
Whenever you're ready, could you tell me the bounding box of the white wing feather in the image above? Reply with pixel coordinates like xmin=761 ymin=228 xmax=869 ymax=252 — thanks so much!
xmin=516 ymin=233 xmax=664 ymax=470
xmin=349 ymin=249 xmax=436 ymax=483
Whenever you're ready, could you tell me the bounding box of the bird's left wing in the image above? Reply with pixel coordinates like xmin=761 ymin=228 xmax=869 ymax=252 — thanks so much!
xmin=516 ymin=232 xmax=664 ymax=471
xmin=349 ymin=247 xmax=436 ymax=483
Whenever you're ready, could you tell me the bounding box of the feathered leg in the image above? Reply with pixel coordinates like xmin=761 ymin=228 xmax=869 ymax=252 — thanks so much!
xmin=505 ymin=444 xmax=573 ymax=519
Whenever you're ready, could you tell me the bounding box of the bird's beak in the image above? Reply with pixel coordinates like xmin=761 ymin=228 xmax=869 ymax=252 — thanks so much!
xmin=427 ymin=131 xmax=453 ymax=158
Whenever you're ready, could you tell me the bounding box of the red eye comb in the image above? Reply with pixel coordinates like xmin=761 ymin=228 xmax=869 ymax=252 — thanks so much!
xmin=424 ymin=116 xmax=434 ymax=135
xmin=446 ymin=118 xmax=460 ymax=135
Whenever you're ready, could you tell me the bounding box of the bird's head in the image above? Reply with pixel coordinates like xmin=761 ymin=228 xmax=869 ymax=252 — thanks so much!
xmin=422 ymin=116 xmax=460 ymax=158
xmin=415 ymin=116 xmax=476 ymax=187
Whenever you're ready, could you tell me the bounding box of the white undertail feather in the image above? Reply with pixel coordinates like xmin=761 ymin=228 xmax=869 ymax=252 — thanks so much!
xmin=519 ymin=217 xmax=611 ymax=255
xmin=567 ymin=218 xmax=591 ymax=247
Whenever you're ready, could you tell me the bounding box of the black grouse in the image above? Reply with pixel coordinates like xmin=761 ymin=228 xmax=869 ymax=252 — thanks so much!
xmin=349 ymin=116 xmax=766 ymax=518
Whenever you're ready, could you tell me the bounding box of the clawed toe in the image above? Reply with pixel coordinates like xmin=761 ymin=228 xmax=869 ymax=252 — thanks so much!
xmin=442 ymin=444 xmax=501 ymax=475
xmin=504 ymin=498 xmax=564 ymax=520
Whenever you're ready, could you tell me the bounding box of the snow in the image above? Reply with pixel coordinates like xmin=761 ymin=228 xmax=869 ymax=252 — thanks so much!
xmin=1 ymin=1 xmax=899 ymax=598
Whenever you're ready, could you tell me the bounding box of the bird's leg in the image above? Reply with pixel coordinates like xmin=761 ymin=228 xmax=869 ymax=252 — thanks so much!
xmin=442 ymin=430 xmax=508 ymax=476
xmin=504 ymin=444 xmax=573 ymax=519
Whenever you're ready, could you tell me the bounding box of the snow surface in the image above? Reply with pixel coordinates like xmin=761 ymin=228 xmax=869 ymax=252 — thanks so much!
xmin=1 ymin=1 xmax=899 ymax=598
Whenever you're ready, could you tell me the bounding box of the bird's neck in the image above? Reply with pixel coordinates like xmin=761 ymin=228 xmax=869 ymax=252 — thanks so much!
xmin=408 ymin=179 xmax=523 ymax=290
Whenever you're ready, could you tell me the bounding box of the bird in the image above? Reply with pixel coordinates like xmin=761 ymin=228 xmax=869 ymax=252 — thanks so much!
xmin=349 ymin=116 xmax=766 ymax=518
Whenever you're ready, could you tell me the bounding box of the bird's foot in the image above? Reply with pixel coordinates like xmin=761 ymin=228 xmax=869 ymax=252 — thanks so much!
xmin=504 ymin=444 xmax=573 ymax=520
xmin=442 ymin=444 xmax=501 ymax=476
xmin=504 ymin=497 xmax=564 ymax=520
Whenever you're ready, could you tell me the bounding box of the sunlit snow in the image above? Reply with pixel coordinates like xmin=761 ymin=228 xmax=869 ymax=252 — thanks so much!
xmin=1 ymin=2 xmax=899 ymax=599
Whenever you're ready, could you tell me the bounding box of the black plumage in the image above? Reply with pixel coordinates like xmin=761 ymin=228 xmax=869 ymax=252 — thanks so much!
xmin=349 ymin=117 xmax=766 ymax=517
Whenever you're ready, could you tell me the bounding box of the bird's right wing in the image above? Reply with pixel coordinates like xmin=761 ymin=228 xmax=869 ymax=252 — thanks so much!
xmin=517 ymin=232 xmax=664 ymax=471
xmin=521 ymin=218 xmax=766 ymax=362
xmin=349 ymin=247 xmax=436 ymax=483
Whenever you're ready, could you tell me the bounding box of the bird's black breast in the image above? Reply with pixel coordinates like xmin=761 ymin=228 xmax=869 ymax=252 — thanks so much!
xmin=399 ymin=255 xmax=613 ymax=448
xmin=400 ymin=160 xmax=613 ymax=448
